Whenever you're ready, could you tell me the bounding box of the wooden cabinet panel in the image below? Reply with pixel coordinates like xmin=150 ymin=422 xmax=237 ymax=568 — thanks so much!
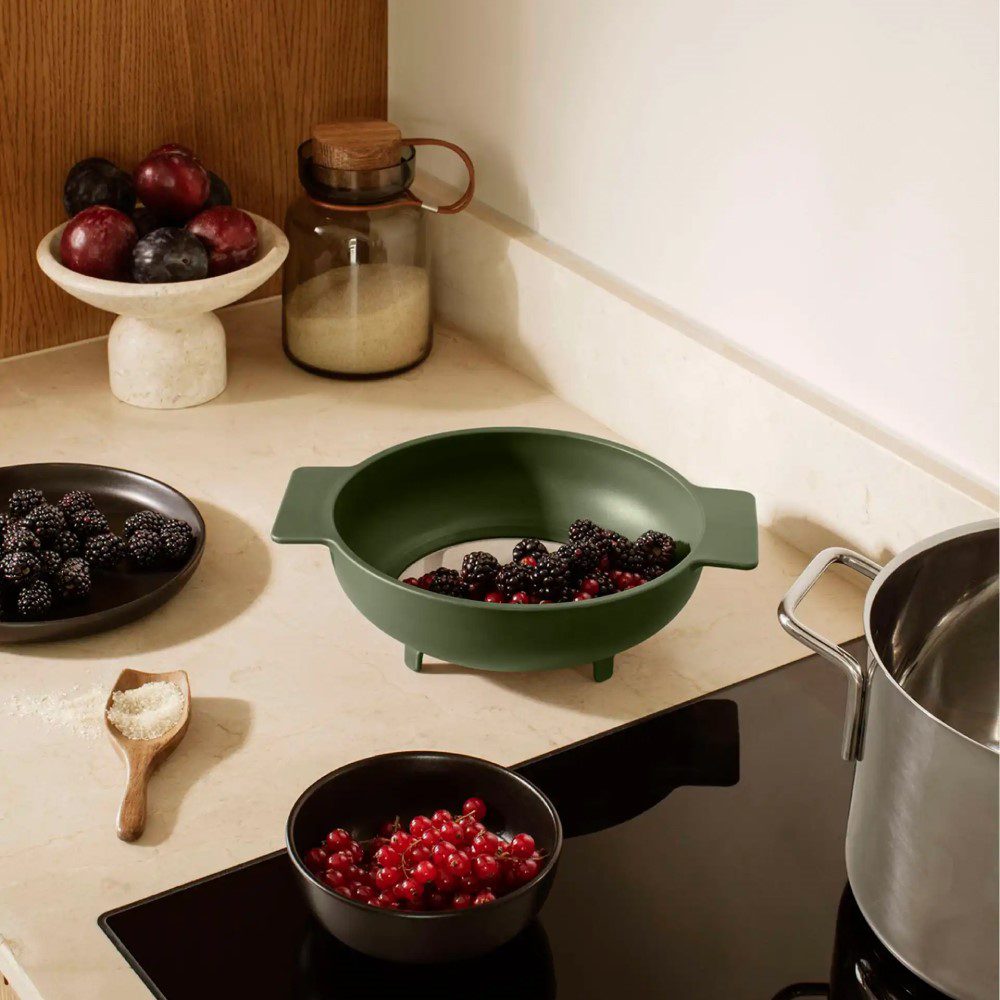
xmin=0 ymin=0 xmax=387 ymax=358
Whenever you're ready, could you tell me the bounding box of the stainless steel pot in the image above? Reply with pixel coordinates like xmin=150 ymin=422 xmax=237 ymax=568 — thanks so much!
xmin=779 ymin=520 xmax=999 ymax=1000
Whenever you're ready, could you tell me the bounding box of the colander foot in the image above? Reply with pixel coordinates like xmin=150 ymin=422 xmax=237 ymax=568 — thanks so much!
xmin=404 ymin=646 xmax=424 ymax=672
xmin=593 ymin=657 xmax=614 ymax=682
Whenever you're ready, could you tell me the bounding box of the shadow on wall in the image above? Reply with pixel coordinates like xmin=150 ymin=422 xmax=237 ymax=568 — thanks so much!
xmin=10 ymin=500 xmax=271 ymax=659
xmin=770 ymin=512 xmax=895 ymax=569
xmin=397 ymin=105 xmax=537 ymax=379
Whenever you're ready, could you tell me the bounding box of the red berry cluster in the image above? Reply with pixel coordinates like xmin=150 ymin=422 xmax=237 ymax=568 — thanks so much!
xmin=401 ymin=521 xmax=679 ymax=605
xmin=303 ymin=798 xmax=545 ymax=912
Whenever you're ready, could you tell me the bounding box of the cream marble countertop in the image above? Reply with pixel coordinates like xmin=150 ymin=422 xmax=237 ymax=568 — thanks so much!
xmin=0 ymin=301 xmax=863 ymax=999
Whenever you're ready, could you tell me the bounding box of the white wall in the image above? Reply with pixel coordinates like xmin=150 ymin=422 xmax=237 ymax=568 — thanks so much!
xmin=389 ymin=0 xmax=998 ymax=487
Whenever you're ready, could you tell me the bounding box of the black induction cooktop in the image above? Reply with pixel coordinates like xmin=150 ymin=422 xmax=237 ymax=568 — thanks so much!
xmin=99 ymin=644 xmax=948 ymax=999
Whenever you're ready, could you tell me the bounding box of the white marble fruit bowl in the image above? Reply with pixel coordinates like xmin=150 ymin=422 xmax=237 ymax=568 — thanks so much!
xmin=36 ymin=213 xmax=289 ymax=409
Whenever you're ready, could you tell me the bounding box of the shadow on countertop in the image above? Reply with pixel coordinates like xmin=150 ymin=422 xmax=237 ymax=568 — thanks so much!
xmin=133 ymin=695 xmax=253 ymax=846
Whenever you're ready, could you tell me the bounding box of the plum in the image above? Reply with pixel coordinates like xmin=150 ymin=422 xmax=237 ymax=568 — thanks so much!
xmin=60 ymin=206 xmax=137 ymax=280
xmin=148 ymin=143 xmax=198 ymax=160
xmin=133 ymin=151 xmax=210 ymax=223
xmin=186 ymin=207 xmax=258 ymax=276
xmin=63 ymin=158 xmax=135 ymax=217
xmin=204 ymin=171 xmax=232 ymax=208
xmin=131 ymin=206 xmax=161 ymax=238
xmin=132 ymin=228 xmax=208 ymax=283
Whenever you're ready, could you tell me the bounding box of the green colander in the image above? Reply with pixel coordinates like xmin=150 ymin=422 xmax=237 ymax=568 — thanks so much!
xmin=272 ymin=428 xmax=757 ymax=681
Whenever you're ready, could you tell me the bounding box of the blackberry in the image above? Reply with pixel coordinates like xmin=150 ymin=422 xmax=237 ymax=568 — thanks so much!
xmin=70 ymin=507 xmax=109 ymax=538
xmin=512 ymin=538 xmax=548 ymax=563
xmin=620 ymin=542 xmax=655 ymax=576
xmin=530 ymin=553 xmax=572 ymax=602
xmin=460 ymin=551 xmax=500 ymax=591
xmin=426 ymin=568 xmax=468 ymax=598
xmin=497 ymin=561 xmax=532 ymax=599
xmin=57 ymin=558 xmax=91 ymax=601
xmin=555 ymin=538 xmax=599 ymax=579
xmin=160 ymin=526 xmax=192 ymax=565
xmin=17 ymin=579 xmax=53 ymax=619
xmin=568 ymin=518 xmax=601 ymax=542
xmin=163 ymin=518 xmax=194 ymax=543
xmin=53 ymin=530 xmax=81 ymax=557
xmin=23 ymin=504 xmax=66 ymax=544
xmin=1 ymin=551 xmax=41 ymax=588
xmin=0 ymin=513 xmax=12 ymax=539
xmin=128 ymin=529 xmax=162 ymax=569
xmin=39 ymin=549 xmax=63 ymax=577
xmin=635 ymin=530 xmax=676 ymax=569
xmin=592 ymin=529 xmax=629 ymax=568
xmin=84 ymin=532 xmax=125 ymax=570
xmin=124 ymin=509 xmax=165 ymax=537
xmin=9 ymin=488 xmax=45 ymax=518
xmin=591 ymin=571 xmax=617 ymax=597
xmin=1 ymin=525 xmax=40 ymax=555
xmin=58 ymin=490 xmax=96 ymax=515
xmin=8 ymin=489 xmax=43 ymax=518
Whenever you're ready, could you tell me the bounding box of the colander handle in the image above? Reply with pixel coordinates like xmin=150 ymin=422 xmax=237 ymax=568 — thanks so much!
xmin=689 ymin=487 xmax=758 ymax=571
xmin=271 ymin=467 xmax=352 ymax=546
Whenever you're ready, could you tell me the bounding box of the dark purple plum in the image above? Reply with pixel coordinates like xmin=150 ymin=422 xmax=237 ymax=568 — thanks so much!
xmin=132 ymin=228 xmax=209 ymax=283
xmin=204 ymin=171 xmax=232 ymax=208
xmin=63 ymin=159 xmax=136 ymax=217
xmin=131 ymin=206 xmax=161 ymax=238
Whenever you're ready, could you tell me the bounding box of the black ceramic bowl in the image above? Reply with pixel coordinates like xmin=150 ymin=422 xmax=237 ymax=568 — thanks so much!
xmin=286 ymin=751 xmax=563 ymax=964
xmin=0 ymin=463 xmax=205 ymax=643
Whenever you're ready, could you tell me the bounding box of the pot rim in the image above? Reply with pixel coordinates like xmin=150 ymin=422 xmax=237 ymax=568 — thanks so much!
xmin=862 ymin=517 xmax=999 ymax=756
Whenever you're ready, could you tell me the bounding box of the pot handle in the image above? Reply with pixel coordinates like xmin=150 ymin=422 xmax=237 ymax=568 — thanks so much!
xmin=271 ymin=467 xmax=352 ymax=547
xmin=778 ymin=548 xmax=881 ymax=760
xmin=689 ymin=487 xmax=759 ymax=570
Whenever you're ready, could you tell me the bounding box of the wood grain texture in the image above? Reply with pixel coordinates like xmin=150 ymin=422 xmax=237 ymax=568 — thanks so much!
xmin=0 ymin=0 xmax=386 ymax=358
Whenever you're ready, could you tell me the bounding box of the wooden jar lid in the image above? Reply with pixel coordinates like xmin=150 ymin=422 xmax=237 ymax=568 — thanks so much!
xmin=311 ymin=120 xmax=402 ymax=171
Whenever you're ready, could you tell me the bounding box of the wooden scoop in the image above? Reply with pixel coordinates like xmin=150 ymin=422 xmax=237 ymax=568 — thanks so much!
xmin=105 ymin=668 xmax=191 ymax=842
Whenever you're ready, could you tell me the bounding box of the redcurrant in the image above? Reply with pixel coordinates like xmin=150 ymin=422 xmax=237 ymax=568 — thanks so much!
xmin=471 ymin=832 xmax=500 ymax=856
xmin=434 ymin=868 xmax=459 ymax=892
xmin=463 ymin=797 xmax=487 ymax=821
xmin=413 ymin=860 xmax=437 ymax=885
xmin=389 ymin=831 xmax=412 ymax=851
xmin=325 ymin=828 xmax=352 ymax=851
xmin=374 ymin=845 xmax=400 ymax=867
xmin=409 ymin=815 xmax=432 ymax=836
xmin=374 ymin=866 xmax=403 ymax=891
xmin=510 ymin=833 xmax=536 ymax=859
xmin=431 ymin=841 xmax=456 ymax=865
xmin=323 ymin=869 xmax=346 ymax=889
xmin=473 ymin=854 xmax=500 ymax=883
xmin=516 ymin=858 xmax=539 ymax=883
xmin=395 ymin=878 xmax=423 ymax=904
xmin=305 ymin=847 xmax=328 ymax=871
xmin=446 ymin=850 xmax=471 ymax=877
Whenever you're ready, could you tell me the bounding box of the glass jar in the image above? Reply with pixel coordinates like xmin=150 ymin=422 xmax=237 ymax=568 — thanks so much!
xmin=282 ymin=122 xmax=474 ymax=379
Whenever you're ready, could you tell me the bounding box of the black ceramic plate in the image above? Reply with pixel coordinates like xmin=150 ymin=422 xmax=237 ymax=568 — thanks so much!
xmin=0 ymin=463 xmax=205 ymax=644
